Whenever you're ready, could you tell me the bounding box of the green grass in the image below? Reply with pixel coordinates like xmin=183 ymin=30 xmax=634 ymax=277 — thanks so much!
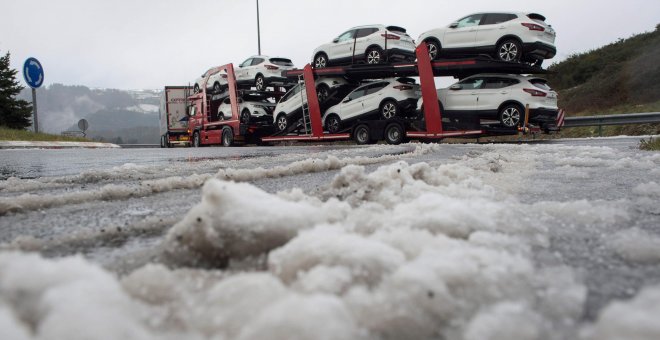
xmin=0 ymin=126 xmax=89 ymax=142
xmin=640 ymin=137 xmax=660 ymax=151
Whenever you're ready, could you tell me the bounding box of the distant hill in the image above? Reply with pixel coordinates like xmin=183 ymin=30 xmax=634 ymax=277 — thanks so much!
xmin=547 ymin=25 xmax=660 ymax=115
xmin=19 ymin=84 xmax=162 ymax=143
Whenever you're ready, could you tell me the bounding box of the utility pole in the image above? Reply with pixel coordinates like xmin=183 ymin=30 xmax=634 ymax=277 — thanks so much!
xmin=257 ymin=0 xmax=261 ymax=55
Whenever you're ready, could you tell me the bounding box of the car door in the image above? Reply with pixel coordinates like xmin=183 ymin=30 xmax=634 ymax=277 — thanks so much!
xmin=248 ymin=57 xmax=265 ymax=81
xmin=339 ymin=85 xmax=369 ymax=120
xmin=475 ymin=77 xmax=518 ymax=116
xmin=236 ymin=58 xmax=253 ymax=84
xmin=444 ymin=77 xmax=484 ymax=112
xmin=474 ymin=14 xmax=517 ymax=48
xmin=329 ymin=30 xmax=357 ymax=61
xmin=360 ymin=82 xmax=389 ymax=116
xmin=354 ymin=27 xmax=379 ymax=58
xmin=444 ymin=14 xmax=483 ymax=49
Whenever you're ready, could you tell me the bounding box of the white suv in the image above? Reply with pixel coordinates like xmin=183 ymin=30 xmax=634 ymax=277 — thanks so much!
xmin=417 ymin=74 xmax=558 ymax=130
xmin=235 ymin=56 xmax=296 ymax=91
xmin=418 ymin=13 xmax=556 ymax=66
xmin=312 ymin=25 xmax=416 ymax=68
xmin=273 ymin=77 xmax=352 ymax=132
xmin=193 ymin=68 xmax=227 ymax=94
xmin=323 ymin=78 xmax=421 ymax=133
xmin=217 ymin=96 xmax=275 ymax=125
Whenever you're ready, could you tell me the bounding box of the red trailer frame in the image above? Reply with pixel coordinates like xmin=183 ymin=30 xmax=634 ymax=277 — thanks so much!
xmin=262 ymin=44 xmax=491 ymax=144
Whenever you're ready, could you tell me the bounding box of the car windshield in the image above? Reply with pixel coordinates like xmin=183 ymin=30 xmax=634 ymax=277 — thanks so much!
xmin=270 ymin=58 xmax=294 ymax=66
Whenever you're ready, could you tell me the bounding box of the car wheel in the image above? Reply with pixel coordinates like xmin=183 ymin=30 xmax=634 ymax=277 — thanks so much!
xmin=192 ymin=131 xmax=201 ymax=147
xmin=317 ymin=84 xmax=330 ymax=103
xmin=366 ymin=47 xmax=383 ymax=64
xmin=218 ymin=111 xmax=225 ymax=121
xmin=384 ymin=123 xmax=404 ymax=145
xmin=497 ymin=39 xmax=522 ymax=62
xmin=194 ymin=84 xmax=200 ymax=94
xmin=240 ymin=110 xmax=251 ymax=125
xmin=325 ymin=114 xmax=341 ymax=133
xmin=380 ymin=100 xmax=398 ymax=119
xmin=255 ymin=75 xmax=265 ymax=91
xmin=213 ymin=82 xmax=222 ymax=93
xmin=426 ymin=40 xmax=440 ymax=60
xmin=221 ymin=127 xmax=234 ymax=147
xmin=353 ymin=124 xmax=371 ymax=145
xmin=314 ymin=53 xmax=328 ymax=68
xmin=499 ymin=104 xmax=524 ymax=128
xmin=276 ymin=113 xmax=288 ymax=132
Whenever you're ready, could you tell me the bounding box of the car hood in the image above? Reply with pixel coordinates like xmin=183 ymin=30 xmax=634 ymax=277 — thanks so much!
xmin=312 ymin=43 xmax=334 ymax=59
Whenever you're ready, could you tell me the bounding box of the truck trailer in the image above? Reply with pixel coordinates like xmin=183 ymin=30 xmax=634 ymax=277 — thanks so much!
xmin=159 ymin=86 xmax=192 ymax=148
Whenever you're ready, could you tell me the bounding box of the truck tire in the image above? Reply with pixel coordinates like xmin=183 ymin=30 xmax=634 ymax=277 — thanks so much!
xmin=193 ymin=131 xmax=201 ymax=148
xmin=160 ymin=135 xmax=166 ymax=148
xmin=165 ymin=133 xmax=172 ymax=148
xmin=222 ymin=127 xmax=234 ymax=147
xmin=353 ymin=124 xmax=371 ymax=145
xmin=384 ymin=123 xmax=405 ymax=145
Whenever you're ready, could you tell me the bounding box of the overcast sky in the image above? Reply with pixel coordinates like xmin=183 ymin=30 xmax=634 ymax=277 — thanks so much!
xmin=2 ymin=0 xmax=658 ymax=90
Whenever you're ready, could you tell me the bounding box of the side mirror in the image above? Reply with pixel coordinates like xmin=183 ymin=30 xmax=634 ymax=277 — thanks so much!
xmin=449 ymin=22 xmax=459 ymax=29
xmin=333 ymin=38 xmax=339 ymax=43
xmin=343 ymin=97 xmax=352 ymax=103
xmin=450 ymin=84 xmax=462 ymax=90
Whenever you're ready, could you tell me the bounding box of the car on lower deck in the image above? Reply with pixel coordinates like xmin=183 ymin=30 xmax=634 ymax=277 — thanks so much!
xmin=235 ymin=56 xmax=296 ymax=91
xmin=217 ymin=95 xmax=275 ymax=125
xmin=418 ymin=12 xmax=556 ymax=66
xmin=322 ymin=78 xmax=421 ymax=133
xmin=312 ymin=25 xmax=416 ymax=68
xmin=273 ymin=77 xmax=354 ymax=133
xmin=417 ymin=74 xmax=559 ymax=131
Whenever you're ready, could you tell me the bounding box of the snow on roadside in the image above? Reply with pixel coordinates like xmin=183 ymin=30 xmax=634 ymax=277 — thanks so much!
xmin=1 ymin=142 xmax=658 ymax=339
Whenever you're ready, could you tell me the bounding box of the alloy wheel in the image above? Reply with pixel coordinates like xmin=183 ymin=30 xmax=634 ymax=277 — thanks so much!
xmin=499 ymin=42 xmax=519 ymax=61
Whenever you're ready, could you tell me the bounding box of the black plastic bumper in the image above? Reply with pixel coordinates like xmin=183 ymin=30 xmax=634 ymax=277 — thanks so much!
xmin=386 ymin=48 xmax=417 ymax=62
xmin=522 ymin=42 xmax=556 ymax=59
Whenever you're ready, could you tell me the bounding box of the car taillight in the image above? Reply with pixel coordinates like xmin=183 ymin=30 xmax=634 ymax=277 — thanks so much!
xmin=381 ymin=33 xmax=401 ymax=40
xmin=393 ymin=85 xmax=413 ymax=91
xmin=521 ymin=23 xmax=545 ymax=31
xmin=265 ymin=65 xmax=279 ymax=70
xmin=221 ymin=74 xmax=227 ymax=78
xmin=523 ymin=88 xmax=547 ymax=97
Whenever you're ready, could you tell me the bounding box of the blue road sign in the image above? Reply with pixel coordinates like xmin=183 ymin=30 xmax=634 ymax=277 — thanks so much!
xmin=23 ymin=57 xmax=44 ymax=89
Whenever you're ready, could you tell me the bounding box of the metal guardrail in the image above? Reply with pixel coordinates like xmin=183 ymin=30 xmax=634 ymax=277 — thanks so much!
xmin=564 ymin=112 xmax=660 ymax=127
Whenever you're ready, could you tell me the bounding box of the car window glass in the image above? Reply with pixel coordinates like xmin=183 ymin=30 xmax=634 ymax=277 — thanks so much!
xmin=481 ymin=13 xmax=517 ymax=25
xmin=337 ymin=30 xmax=355 ymax=42
xmin=348 ymin=86 xmax=368 ymax=100
xmin=531 ymin=79 xmax=552 ymax=91
xmin=356 ymin=28 xmax=378 ymax=38
xmin=240 ymin=58 xmax=252 ymax=67
xmin=251 ymin=58 xmax=264 ymax=66
xmin=456 ymin=14 xmax=484 ymax=28
xmin=365 ymin=82 xmax=388 ymax=95
xmin=484 ymin=77 xmax=518 ymax=89
xmin=458 ymin=78 xmax=485 ymax=89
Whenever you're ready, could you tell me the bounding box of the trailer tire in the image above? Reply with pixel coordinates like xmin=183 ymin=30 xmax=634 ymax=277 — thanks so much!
xmin=255 ymin=74 xmax=265 ymax=91
xmin=276 ymin=113 xmax=288 ymax=132
xmin=160 ymin=135 xmax=166 ymax=148
xmin=325 ymin=114 xmax=341 ymax=133
xmin=192 ymin=131 xmax=201 ymax=148
xmin=499 ymin=103 xmax=524 ymax=128
xmin=384 ymin=123 xmax=405 ymax=145
xmin=240 ymin=110 xmax=251 ymax=125
xmin=380 ymin=100 xmax=398 ymax=120
xmin=222 ymin=127 xmax=234 ymax=147
xmin=353 ymin=124 xmax=371 ymax=145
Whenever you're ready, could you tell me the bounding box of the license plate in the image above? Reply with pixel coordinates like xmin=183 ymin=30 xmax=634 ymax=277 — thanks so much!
xmin=179 ymin=136 xmax=189 ymax=141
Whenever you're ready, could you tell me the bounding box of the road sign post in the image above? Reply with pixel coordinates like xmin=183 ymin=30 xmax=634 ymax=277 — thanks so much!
xmin=23 ymin=58 xmax=44 ymax=133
